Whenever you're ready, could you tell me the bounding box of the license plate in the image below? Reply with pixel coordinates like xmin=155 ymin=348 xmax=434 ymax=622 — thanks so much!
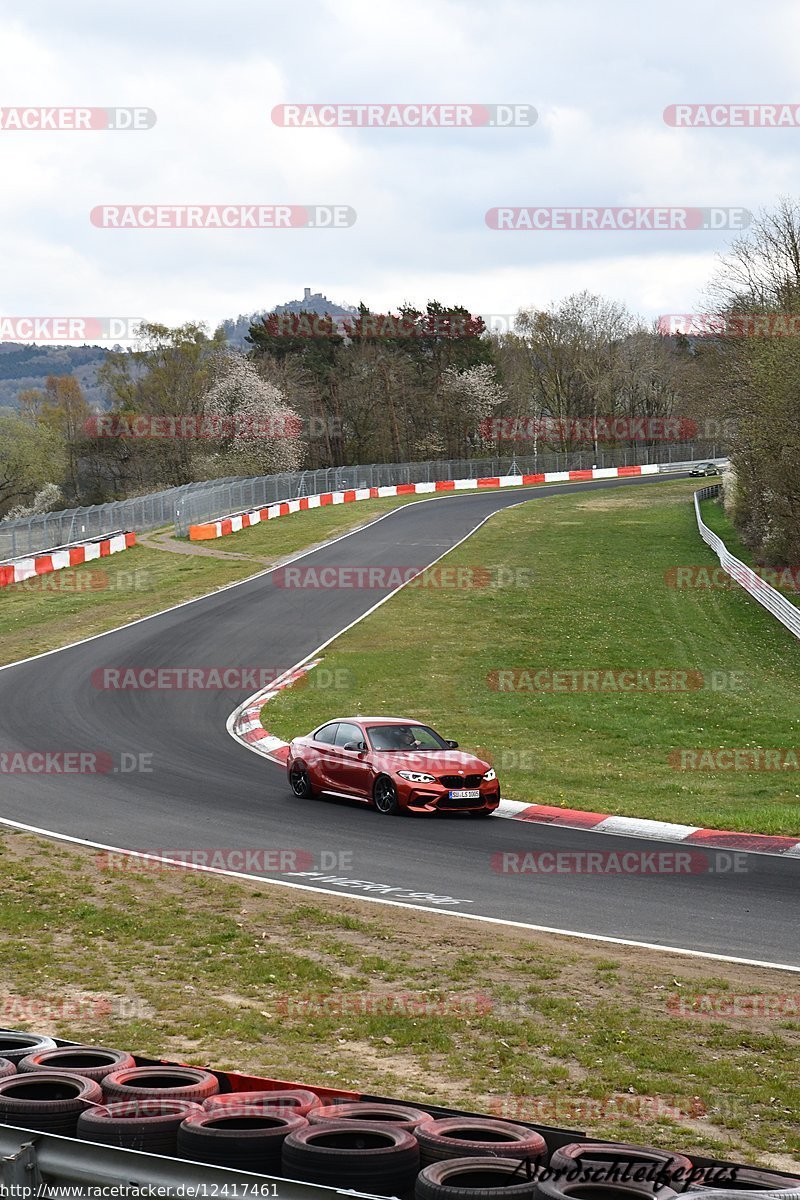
xmin=449 ymin=788 xmax=481 ymax=799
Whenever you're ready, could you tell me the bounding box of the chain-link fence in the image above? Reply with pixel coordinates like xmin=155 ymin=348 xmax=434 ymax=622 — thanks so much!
xmin=0 ymin=442 xmax=723 ymax=558
xmin=175 ymin=441 xmax=723 ymax=535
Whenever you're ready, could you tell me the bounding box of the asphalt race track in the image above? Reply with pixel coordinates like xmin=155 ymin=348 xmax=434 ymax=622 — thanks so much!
xmin=0 ymin=475 xmax=797 ymax=969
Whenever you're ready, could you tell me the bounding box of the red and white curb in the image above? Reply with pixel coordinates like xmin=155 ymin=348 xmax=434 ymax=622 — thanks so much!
xmin=230 ymin=661 xmax=321 ymax=763
xmin=0 ymin=531 xmax=136 ymax=589
xmin=496 ymin=799 xmax=800 ymax=857
xmin=233 ymin=682 xmax=800 ymax=858
xmin=190 ymin=464 xmax=660 ymax=540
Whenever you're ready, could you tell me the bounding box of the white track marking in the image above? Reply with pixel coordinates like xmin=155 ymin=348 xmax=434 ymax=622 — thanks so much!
xmin=0 ymin=814 xmax=796 ymax=973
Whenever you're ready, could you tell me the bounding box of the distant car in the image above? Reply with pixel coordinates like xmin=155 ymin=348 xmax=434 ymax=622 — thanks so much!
xmin=690 ymin=462 xmax=720 ymax=477
xmin=286 ymin=717 xmax=500 ymax=817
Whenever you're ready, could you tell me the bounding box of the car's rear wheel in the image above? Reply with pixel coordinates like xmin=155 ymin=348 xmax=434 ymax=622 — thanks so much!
xmin=373 ymin=776 xmax=400 ymax=815
xmin=289 ymin=762 xmax=316 ymax=799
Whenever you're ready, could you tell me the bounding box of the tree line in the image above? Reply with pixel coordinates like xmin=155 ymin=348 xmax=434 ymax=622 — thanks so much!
xmin=2 ymin=199 xmax=798 ymax=568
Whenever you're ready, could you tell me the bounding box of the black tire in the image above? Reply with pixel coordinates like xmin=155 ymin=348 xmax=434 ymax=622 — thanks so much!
xmin=373 ymin=775 xmax=400 ymax=815
xmin=19 ymin=1046 xmax=135 ymax=1083
xmin=416 ymin=1118 xmax=547 ymax=1167
xmin=686 ymin=1166 xmax=800 ymax=1191
xmin=0 ymin=1070 xmax=103 ymax=1136
xmin=535 ymin=1180 xmax=677 ymax=1200
xmin=77 ymin=1100 xmax=204 ymax=1156
xmin=289 ymin=761 xmax=316 ymax=799
xmin=204 ymin=1088 xmax=321 ymax=1118
xmin=548 ymin=1143 xmax=693 ymax=1191
xmin=103 ymin=1066 xmax=219 ymax=1104
xmin=0 ymin=1032 xmax=57 ymax=1065
xmin=178 ymin=1110 xmax=308 ymax=1171
xmin=282 ymin=1120 xmax=419 ymax=1195
xmin=417 ymin=1157 xmax=540 ymax=1200
xmin=309 ymin=1101 xmax=431 ymax=1132
xmin=0 ymin=1058 xmax=15 ymax=1080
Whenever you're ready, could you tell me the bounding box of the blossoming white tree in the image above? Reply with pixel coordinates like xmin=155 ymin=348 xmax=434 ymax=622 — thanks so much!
xmin=202 ymin=352 xmax=305 ymax=475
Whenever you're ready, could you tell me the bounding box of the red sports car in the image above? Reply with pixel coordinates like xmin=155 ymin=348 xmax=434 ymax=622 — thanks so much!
xmin=286 ymin=717 xmax=500 ymax=816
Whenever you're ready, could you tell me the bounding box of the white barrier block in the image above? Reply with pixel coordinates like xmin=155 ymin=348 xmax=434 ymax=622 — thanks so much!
xmin=14 ymin=559 xmax=37 ymax=581
xmin=454 ymin=478 xmax=479 ymax=490
xmin=355 ymin=488 xmax=372 ymax=500
xmin=84 ymin=542 xmax=102 ymax=561
xmin=377 ymin=485 xmax=398 ymax=497
xmin=498 ymin=476 xmax=524 ymax=486
xmin=307 ymin=495 xmax=321 ymax=509
xmin=544 ymin=471 xmax=570 ymax=482
xmin=414 ymin=482 xmax=436 ymax=493
xmin=592 ymin=468 xmax=618 ymax=479
xmin=641 ymin=464 xmax=659 ymax=475
xmin=50 ymin=551 xmax=72 ymax=571
xmin=331 ymin=491 xmax=346 ymax=504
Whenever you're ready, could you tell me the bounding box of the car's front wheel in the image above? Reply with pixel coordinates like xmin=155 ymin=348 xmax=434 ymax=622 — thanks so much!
xmin=289 ymin=761 xmax=316 ymax=799
xmin=373 ymin=775 xmax=400 ymax=815
xmin=470 ymin=808 xmax=496 ymax=818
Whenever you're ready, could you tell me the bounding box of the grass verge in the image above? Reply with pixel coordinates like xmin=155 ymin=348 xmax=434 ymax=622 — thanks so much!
xmin=263 ymin=478 xmax=800 ymax=834
xmin=0 ymin=830 xmax=796 ymax=1166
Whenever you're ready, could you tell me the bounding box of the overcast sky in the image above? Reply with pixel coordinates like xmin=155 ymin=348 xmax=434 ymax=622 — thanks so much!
xmin=2 ymin=0 xmax=799 ymax=339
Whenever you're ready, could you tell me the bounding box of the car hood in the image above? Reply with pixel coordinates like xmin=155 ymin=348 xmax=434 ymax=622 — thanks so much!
xmin=372 ymin=750 xmax=490 ymax=775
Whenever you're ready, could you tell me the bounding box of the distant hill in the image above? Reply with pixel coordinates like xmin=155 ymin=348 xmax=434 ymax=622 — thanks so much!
xmin=0 ymin=290 xmax=360 ymax=409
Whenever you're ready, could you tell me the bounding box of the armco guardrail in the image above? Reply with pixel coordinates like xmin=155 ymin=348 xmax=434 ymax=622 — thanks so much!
xmin=694 ymin=485 xmax=800 ymax=640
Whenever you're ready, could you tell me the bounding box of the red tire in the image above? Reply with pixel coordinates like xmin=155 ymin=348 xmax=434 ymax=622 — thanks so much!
xmin=416 ymin=1157 xmax=540 ymax=1200
xmin=415 ymin=1118 xmax=546 ymax=1167
xmin=19 ymin=1047 xmax=135 ymax=1083
xmin=548 ymin=1143 xmax=693 ymax=1190
xmin=282 ymin=1121 xmax=420 ymax=1195
xmin=309 ymin=1101 xmax=431 ymax=1132
xmin=203 ymin=1088 xmax=321 ymax=1118
xmin=178 ymin=1110 xmax=308 ymax=1172
xmin=0 ymin=1070 xmax=103 ymax=1136
xmin=103 ymin=1066 xmax=219 ymax=1105
xmin=77 ymin=1100 xmax=204 ymax=1156
xmin=0 ymin=1058 xmax=15 ymax=1080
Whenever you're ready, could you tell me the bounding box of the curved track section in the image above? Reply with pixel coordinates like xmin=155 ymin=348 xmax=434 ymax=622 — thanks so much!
xmin=0 ymin=476 xmax=797 ymax=968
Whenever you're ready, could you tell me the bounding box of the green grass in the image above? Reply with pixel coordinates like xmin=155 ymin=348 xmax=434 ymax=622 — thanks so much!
xmin=263 ymin=478 xmax=800 ymax=834
xmin=0 ymin=829 xmax=797 ymax=1163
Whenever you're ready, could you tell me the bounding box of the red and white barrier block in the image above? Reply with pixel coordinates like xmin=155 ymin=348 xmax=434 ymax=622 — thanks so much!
xmin=190 ymin=465 xmax=660 ymax=540
xmin=230 ymin=660 xmax=320 ymax=763
xmin=0 ymin=532 xmax=136 ymax=590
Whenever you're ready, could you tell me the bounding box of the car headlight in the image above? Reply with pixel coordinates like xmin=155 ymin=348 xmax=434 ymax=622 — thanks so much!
xmin=483 ymin=768 xmax=497 ymax=781
xmin=397 ymin=770 xmax=436 ymax=783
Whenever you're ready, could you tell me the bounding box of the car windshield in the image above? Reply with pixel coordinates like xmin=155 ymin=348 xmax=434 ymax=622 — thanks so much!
xmin=367 ymin=724 xmax=448 ymax=751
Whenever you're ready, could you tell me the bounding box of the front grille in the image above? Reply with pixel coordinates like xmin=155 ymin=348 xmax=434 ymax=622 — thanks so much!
xmin=439 ymin=774 xmax=483 ymax=789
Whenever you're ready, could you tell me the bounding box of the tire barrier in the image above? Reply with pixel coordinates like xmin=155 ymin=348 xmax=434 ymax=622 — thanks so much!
xmin=416 ymin=1157 xmax=541 ymax=1200
xmin=309 ymin=1101 xmax=432 ymax=1132
xmin=77 ymin=1100 xmax=204 ymax=1156
xmin=19 ymin=1046 xmax=135 ymax=1083
xmin=0 ymin=1032 xmax=57 ymax=1064
xmin=0 ymin=531 xmax=137 ymax=590
xmin=102 ymin=1066 xmax=220 ymax=1104
xmin=0 ymin=1030 xmax=795 ymax=1193
xmin=0 ymin=1070 xmax=103 ymax=1136
xmin=203 ymin=1088 xmax=321 ymax=1118
xmin=415 ymin=1118 xmax=547 ymax=1167
xmin=178 ymin=1110 xmax=308 ymax=1173
xmin=282 ymin=1121 xmax=421 ymax=1195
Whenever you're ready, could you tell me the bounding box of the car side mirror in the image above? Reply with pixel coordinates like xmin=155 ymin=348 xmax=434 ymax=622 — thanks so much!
xmin=344 ymin=741 xmax=367 ymax=752
xmin=446 ymin=739 xmax=458 ymax=749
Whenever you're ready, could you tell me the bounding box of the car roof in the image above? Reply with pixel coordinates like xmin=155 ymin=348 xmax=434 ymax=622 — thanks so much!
xmin=316 ymin=717 xmax=428 ymax=727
